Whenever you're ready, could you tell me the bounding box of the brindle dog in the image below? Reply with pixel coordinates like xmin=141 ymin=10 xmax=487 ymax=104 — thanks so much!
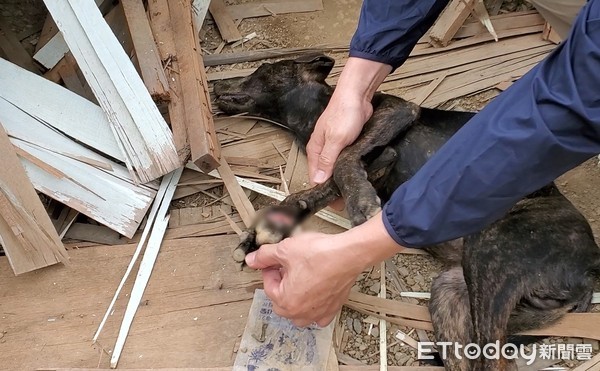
xmin=213 ymin=55 xmax=600 ymax=370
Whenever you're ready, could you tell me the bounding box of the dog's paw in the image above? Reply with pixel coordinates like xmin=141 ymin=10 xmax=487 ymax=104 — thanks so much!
xmin=346 ymin=187 xmax=382 ymax=226
xmin=232 ymin=206 xmax=301 ymax=264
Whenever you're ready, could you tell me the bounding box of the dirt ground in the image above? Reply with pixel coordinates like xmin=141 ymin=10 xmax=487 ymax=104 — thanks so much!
xmin=2 ymin=0 xmax=600 ymax=368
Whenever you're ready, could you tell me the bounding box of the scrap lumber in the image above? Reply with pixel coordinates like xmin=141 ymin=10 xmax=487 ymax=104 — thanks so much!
xmin=214 ymin=159 xmax=256 ymax=227
xmin=454 ymin=10 xmax=544 ymax=39
xmin=147 ymin=0 xmax=190 ymax=163
xmin=192 ymin=0 xmax=211 ymax=29
xmin=64 ymin=223 xmax=123 ymax=245
xmin=572 ymin=352 xmax=600 ymax=370
xmin=110 ymin=168 xmax=183 ymax=368
xmin=378 ymin=261 xmax=387 ymax=371
xmin=169 ymin=0 xmax=221 ymax=171
xmin=227 ymin=0 xmax=324 ymax=20
xmin=428 ymin=0 xmax=477 ymax=47
xmin=339 ymin=368 xmax=443 ymax=371
xmin=0 ymin=17 xmax=40 ymax=74
xmin=0 ymin=235 xmax=254 ymax=369
xmin=208 ymin=0 xmax=243 ymax=43
xmin=203 ymin=43 xmax=348 ymax=66
xmin=233 ymin=289 xmax=335 ymax=369
xmin=542 ymin=21 xmax=562 ymax=44
xmin=0 ymin=125 xmax=69 ymax=275
xmin=35 ymin=14 xmax=58 ymax=53
xmin=121 ymin=0 xmax=170 ymax=101
xmin=43 ymin=0 xmax=181 ymax=184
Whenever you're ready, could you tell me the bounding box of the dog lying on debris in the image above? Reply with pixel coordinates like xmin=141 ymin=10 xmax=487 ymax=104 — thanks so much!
xmin=214 ymin=55 xmax=600 ymax=370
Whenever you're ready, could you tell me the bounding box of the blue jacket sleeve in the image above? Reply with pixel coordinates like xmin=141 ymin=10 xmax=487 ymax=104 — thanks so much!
xmin=382 ymin=0 xmax=600 ymax=248
xmin=350 ymin=0 xmax=450 ymax=70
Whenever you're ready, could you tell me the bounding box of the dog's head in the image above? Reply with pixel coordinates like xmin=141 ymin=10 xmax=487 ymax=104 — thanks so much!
xmin=213 ymin=54 xmax=335 ymax=118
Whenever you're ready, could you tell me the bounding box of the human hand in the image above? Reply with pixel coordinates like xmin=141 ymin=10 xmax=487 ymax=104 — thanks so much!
xmin=244 ymin=232 xmax=363 ymax=327
xmin=244 ymin=211 xmax=404 ymax=327
xmin=306 ymin=57 xmax=392 ymax=186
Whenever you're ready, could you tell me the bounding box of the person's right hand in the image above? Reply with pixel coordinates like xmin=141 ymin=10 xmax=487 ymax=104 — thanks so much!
xmin=305 ymin=57 xmax=393 ymax=186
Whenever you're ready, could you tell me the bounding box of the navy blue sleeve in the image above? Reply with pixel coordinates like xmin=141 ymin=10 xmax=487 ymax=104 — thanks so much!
xmin=382 ymin=0 xmax=600 ymax=248
xmin=349 ymin=0 xmax=450 ymax=70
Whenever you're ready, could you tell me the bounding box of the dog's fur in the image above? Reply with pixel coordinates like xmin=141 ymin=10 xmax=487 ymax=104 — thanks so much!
xmin=213 ymin=55 xmax=600 ymax=370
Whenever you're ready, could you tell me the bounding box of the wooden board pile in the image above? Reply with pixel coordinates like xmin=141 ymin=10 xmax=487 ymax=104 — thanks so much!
xmin=1 ymin=0 xmax=598 ymax=370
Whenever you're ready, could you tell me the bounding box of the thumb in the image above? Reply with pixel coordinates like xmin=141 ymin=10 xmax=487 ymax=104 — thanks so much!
xmin=245 ymin=243 xmax=282 ymax=269
xmin=313 ymin=142 xmax=344 ymax=184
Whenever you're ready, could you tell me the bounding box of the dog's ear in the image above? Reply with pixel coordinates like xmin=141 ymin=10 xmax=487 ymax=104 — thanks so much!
xmin=294 ymin=54 xmax=335 ymax=82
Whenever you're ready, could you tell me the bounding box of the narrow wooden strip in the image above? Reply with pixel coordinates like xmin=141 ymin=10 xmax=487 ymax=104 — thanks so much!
xmin=412 ymin=72 xmax=447 ymax=106
xmin=121 ymin=0 xmax=170 ymax=101
xmin=455 ymin=11 xmax=544 ymax=39
xmin=572 ymin=352 xmax=600 ymax=371
xmin=379 ymin=261 xmax=387 ymax=371
xmin=227 ymin=0 xmax=324 ymax=20
xmin=110 ymin=168 xmax=182 ymax=368
xmin=208 ymin=0 xmax=243 ymax=42
xmin=215 ymin=158 xmax=255 ymax=227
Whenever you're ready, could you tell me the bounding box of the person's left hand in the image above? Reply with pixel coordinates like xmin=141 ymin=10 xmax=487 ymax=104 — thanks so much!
xmin=244 ymin=232 xmax=364 ymax=327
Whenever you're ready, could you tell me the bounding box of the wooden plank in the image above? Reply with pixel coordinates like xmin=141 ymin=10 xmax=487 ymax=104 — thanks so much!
xmin=0 ymin=125 xmax=69 ymax=275
xmin=0 ymin=96 xmax=157 ymax=238
xmin=192 ymin=0 xmax=211 ymax=29
xmin=378 ymin=261 xmax=387 ymax=371
xmin=428 ymin=0 xmax=477 ymax=47
xmin=339 ymin=367 xmax=444 ymax=371
xmin=203 ymin=43 xmax=348 ymax=66
xmin=170 ymin=0 xmax=221 ymax=172
xmin=43 ymin=0 xmax=181 ymax=184
xmin=35 ymin=14 xmax=58 ymax=53
xmin=147 ymin=0 xmax=190 ymax=163
xmin=121 ymin=0 xmax=170 ymax=101
xmin=455 ymin=10 xmax=544 ymax=39
xmin=227 ymin=0 xmax=324 ymax=20
xmin=208 ymin=0 xmax=243 ymax=43
xmin=64 ymin=223 xmax=123 ymax=245
xmin=110 ymin=168 xmax=182 ymax=368
xmin=0 ymin=17 xmax=40 ymax=74
xmin=572 ymin=352 xmax=600 ymax=371
xmin=0 ymin=235 xmax=257 ymax=369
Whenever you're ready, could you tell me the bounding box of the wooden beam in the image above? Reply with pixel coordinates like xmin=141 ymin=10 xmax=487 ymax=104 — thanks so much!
xmin=147 ymin=0 xmax=190 ymax=163
xmin=208 ymin=0 xmax=243 ymax=43
xmin=43 ymin=0 xmax=181 ymax=184
xmin=121 ymin=0 xmax=170 ymax=102
xmin=226 ymin=0 xmax=324 ymax=20
xmin=169 ymin=0 xmax=221 ymax=172
xmin=0 ymin=124 xmax=69 ymax=275
xmin=428 ymin=0 xmax=477 ymax=47
xmin=35 ymin=13 xmax=58 ymax=53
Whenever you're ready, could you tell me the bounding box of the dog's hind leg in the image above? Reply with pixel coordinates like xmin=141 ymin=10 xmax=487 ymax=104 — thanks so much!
xmin=334 ymin=96 xmax=420 ymax=226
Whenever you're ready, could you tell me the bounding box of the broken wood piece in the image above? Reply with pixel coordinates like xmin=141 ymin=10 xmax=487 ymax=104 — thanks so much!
xmin=541 ymin=21 xmax=562 ymax=44
xmin=227 ymin=0 xmax=324 ymax=20
xmin=230 ymin=32 xmax=257 ymax=48
xmin=411 ymin=72 xmax=447 ymax=106
xmin=454 ymin=10 xmax=544 ymax=39
xmin=0 ymin=17 xmax=41 ymax=74
xmin=428 ymin=0 xmax=477 ymax=47
xmin=110 ymin=167 xmax=183 ymax=368
xmin=192 ymin=0 xmax=211 ymax=30
xmin=43 ymin=0 xmax=181 ymax=184
xmin=64 ymin=223 xmax=122 ymax=245
xmin=472 ymin=0 xmax=498 ymax=42
xmin=208 ymin=0 xmax=243 ymax=43
xmin=169 ymin=0 xmax=221 ymax=172
xmin=35 ymin=14 xmax=59 ymax=53
xmin=0 ymin=125 xmax=69 ymax=275
xmin=233 ymin=289 xmax=335 ymax=369
xmin=379 ymin=261 xmax=387 ymax=371
xmin=121 ymin=0 xmax=170 ymax=102
xmin=147 ymin=0 xmax=190 ymax=163
xmin=394 ymin=329 xmax=419 ymax=350
xmin=215 ymin=158 xmax=255 ymax=227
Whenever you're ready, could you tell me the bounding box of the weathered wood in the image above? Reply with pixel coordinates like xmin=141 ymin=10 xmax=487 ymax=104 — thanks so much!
xmin=170 ymin=0 xmax=221 ymax=172
xmin=208 ymin=0 xmax=243 ymax=42
xmin=455 ymin=10 xmax=544 ymax=39
xmin=0 ymin=125 xmax=69 ymax=275
xmin=110 ymin=168 xmax=183 ymax=368
xmin=147 ymin=0 xmax=190 ymax=163
xmin=43 ymin=0 xmax=181 ymax=184
xmin=64 ymin=223 xmax=123 ymax=245
xmin=192 ymin=0 xmax=211 ymax=29
xmin=0 ymin=235 xmax=257 ymax=369
xmin=214 ymin=159 xmax=256 ymax=228
xmin=428 ymin=0 xmax=477 ymax=47
xmin=35 ymin=13 xmax=58 ymax=53
xmin=203 ymin=43 xmax=348 ymax=66
xmin=227 ymin=0 xmax=324 ymax=20
xmin=121 ymin=0 xmax=170 ymax=101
